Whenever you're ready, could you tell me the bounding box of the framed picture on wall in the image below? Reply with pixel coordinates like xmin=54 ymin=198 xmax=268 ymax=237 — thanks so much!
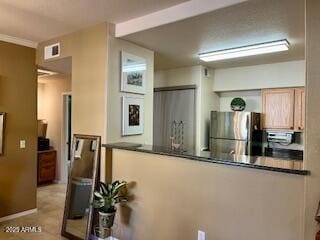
xmin=0 ymin=112 xmax=5 ymax=155
xmin=121 ymin=51 xmax=147 ymax=95
xmin=122 ymin=96 xmax=144 ymax=136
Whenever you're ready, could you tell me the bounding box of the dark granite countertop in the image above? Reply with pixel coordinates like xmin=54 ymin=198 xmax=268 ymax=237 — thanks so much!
xmin=103 ymin=142 xmax=310 ymax=176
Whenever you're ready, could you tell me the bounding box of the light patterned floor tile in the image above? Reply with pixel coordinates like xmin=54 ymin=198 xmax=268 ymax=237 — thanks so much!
xmin=0 ymin=184 xmax=67 ymax=240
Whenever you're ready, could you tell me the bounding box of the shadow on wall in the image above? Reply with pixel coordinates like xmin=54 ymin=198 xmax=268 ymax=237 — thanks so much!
xmin=0 ymin=163 xmax=24 ymax=216
xmin=114 ymin=181 xmax=136 ymax=237
xmin=0 ymin=76 xmax=4 ymax=105
xmin=0 ymin=76 xmax=32 ymax=218
xmin=0 ymin=76 xmax=25 ymax=214
xmin=0 ymin=76 xmax=16 ymax=108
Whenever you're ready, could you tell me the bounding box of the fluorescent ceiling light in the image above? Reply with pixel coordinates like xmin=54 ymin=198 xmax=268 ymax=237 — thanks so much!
xmin=199 ymin=39 xmax=290 ymax=62
xmin=37 ymin=69 xmax=58 ymax=77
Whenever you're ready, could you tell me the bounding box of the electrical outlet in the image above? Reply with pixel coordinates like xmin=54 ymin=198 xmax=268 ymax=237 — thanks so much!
xmin=20 ymin=140 xmax=26 ymax=149
xmin=198 ymin=230 xmax=205 ymax=240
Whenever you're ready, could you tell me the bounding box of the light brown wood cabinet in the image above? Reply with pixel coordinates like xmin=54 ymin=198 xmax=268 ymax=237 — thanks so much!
xmin=294 ymin=88 xmax=305 ymax=131
xmin=262 ymin=88 xmax=305 ymax=131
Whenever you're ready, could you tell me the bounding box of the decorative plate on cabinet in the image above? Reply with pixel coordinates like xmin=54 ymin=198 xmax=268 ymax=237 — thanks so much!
xmin=231 ymin=97 xmax=246 ymax=111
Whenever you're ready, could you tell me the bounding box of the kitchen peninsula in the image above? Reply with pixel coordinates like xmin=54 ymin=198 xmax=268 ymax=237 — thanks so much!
xmin=103 ymin=142 xmax=308 ymax=240
xmin=101 ymin=2 xmax=311 ymax=239
xmin=104 ymin=142 xmax=309 ymax=175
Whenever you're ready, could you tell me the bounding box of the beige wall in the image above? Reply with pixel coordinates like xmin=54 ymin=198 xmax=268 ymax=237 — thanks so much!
xmin=154 ymin=66 xmax=201 ymax=88
xmin=199 ymin=66 xmax=220 ymax=150
xmin=37 ymin=83 xmax=46 ymax=120
xmin=106 ymin=36 xmax=154 ymax=144
xmin=304 ymin=0 xmax=320 ymax=239
xmin=37 ymin=23 xmax=108 ymax=179
xmin=213 ymin=60 xmax=306 ymax=92
xmin=111 ymin=149 xmax=305 ymax=240
xmin=0 ymin=41 xmax=37 ymax=218
xmin=219 ymin=90 xmax=262 ymax=112
xmin=38 ymin=74 xmax=71 ymax=182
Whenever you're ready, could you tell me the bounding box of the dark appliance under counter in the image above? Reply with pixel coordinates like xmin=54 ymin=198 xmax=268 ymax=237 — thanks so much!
xmin=264 ymin=148 xmax=303 ymax=161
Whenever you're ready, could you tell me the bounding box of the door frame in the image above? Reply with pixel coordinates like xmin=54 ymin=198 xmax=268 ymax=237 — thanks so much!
xmin=60 ymin=92 xmax=72 ymax=184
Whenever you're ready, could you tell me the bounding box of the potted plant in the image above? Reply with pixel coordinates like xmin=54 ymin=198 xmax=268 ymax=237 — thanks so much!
xmin=93 ymin=180 xmax=128 ymax=229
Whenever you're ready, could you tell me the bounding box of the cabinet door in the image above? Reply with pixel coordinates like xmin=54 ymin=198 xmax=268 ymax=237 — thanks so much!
xmin=294 ymin=88 xmax=305 ymax=131
xmin=262 ymin=88 xmax=295 ymax=129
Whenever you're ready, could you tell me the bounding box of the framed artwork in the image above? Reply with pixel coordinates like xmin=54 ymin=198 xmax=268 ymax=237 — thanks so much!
xmin=121 ymin=51 xmax=147 ymax=94
xmin=122 ymin=96 xmax=144 ymax=136
xmin=0 ymin=112 xmax=5 ymax=155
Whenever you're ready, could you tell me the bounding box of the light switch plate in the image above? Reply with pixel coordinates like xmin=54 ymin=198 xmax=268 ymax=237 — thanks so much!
xmin=20 ymin=140 xmax=26 ymax=149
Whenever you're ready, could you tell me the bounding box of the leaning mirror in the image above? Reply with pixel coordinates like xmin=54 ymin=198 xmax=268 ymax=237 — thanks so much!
xmin=0 ymin=112 xmax=5 ymax=155
xmin=62 ymin=134 xmax=101 ymax=240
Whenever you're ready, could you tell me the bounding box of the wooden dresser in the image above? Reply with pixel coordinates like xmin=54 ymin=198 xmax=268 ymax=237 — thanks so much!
xmin=37 ymin=148 xmax=57 ymax=185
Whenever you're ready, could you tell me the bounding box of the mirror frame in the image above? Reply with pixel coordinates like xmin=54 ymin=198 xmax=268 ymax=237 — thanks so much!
xmin=0 ymin=112 xmax=5 ymax=155
xmin=61 ymin=134 xmax=101 ymax=240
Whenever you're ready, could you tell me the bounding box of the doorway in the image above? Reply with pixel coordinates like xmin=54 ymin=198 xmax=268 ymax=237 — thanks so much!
xmin=37 ymin=56 xmax=72 ymax=184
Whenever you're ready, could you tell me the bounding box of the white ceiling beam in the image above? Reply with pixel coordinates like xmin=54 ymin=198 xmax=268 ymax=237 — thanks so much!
xmin=115 ymin=0 xmax=248 ymax=37
xmin=0 ymin=33 xmax=37 ymax=48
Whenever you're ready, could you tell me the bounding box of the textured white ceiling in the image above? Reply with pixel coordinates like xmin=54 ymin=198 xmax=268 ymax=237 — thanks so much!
xmin=0 ymin=0 xmax=189 ymax=42
xmin=123 ymin=0 xmax=305 ymax=70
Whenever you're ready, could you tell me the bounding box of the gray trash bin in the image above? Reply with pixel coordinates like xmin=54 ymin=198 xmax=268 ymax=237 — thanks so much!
xmin=68 ymin=177 xmax=93 ymax=219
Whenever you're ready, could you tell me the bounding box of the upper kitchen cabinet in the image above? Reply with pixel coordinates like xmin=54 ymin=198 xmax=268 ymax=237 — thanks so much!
xmin=262 ymin=88 xmax=305 ymax=131
xmin=294 ymin=88 xmax=305 ymax=131
xmin=262 ymin=88 xmax=295 ymax=130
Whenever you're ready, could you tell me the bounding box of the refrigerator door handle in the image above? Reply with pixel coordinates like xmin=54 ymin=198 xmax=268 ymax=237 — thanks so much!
xmin=246 ymin=115 xmax=250 ymax=155
xmin=246 ymin=114 xmax=250 ymax=139
xmin=246 ymin=141 xmax=249 ymax=155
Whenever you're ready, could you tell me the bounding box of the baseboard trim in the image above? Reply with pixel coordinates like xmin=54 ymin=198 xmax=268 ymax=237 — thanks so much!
xmin=53 ymin=179 xmax=67 ymax=184
xmin=0 ymin=208 xmax=37 ymax=223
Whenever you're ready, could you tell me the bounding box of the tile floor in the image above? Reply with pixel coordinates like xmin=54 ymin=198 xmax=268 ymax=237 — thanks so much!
xmin=0 ymin=184 xmax=68 ymax=240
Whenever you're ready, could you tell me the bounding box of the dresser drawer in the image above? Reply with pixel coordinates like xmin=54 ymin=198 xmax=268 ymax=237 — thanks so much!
xmin=39 ymin=156 xmax=56 ymax=167
xmin=39 ymin=151 xmax=56 ymax=163
xmin=37 ymin=149 xmax=57 ymax=184
xmin=40 ymin=160 xmax=55 ymax=169
xmin=39 ymin=165 xmax=56 ymax=182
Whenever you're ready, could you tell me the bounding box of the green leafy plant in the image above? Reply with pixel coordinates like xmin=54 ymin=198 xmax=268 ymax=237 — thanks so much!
xmin=93 ymin=181 xmax=128 ymax=213
xmin=231 ymin=97 xmax=246 ymax=111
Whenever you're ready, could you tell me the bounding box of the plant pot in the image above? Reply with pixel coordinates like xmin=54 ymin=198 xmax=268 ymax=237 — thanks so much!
xmin=99 ymin=211 xmax=116 ymax=229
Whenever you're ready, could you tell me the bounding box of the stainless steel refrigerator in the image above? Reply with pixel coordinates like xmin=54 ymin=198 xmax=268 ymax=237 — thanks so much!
xmin=153 ymin=88 xmax=196 ymax=151
xmin=210 ymin=111 xmax=262 ymax=156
